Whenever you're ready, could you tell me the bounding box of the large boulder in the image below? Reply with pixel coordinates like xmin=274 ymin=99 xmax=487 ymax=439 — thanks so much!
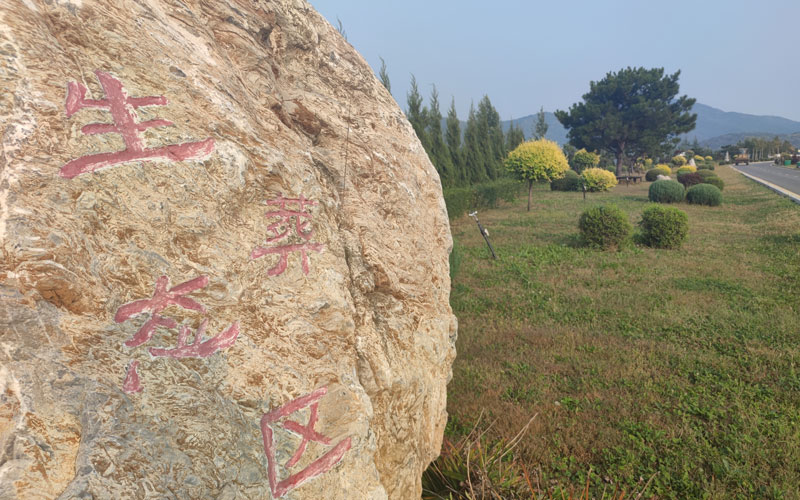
xmin=0 ymin=1 xmax=456 ymax=498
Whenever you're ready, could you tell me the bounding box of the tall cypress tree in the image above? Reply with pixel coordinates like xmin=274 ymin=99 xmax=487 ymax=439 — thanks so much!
xmin=506 ymin=120 xmax=525 ymax=152
xmin=406 ymin=75 xmax=429 ymax=151
xmin=378 ymin=57 xmax=391 ymax=93
xmin=426 ymin=85 xmax=454 ymax=185
xmin=534 ymin=106 xmax=548 ymax=139
xmin=445 ymin=98 xmax=464 ymax=185
xmin=463 ymin=102 xmax=487 ymax=184
xmin=476 ymin=95 xmax=505 ymax=180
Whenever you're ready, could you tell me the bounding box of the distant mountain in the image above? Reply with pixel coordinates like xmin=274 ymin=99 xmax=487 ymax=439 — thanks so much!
xmin=498 ymin=103 xmax=800 ymax=150
xmin=501 ymin=113 xmax=567 ymax=144
xmin=688 ymin=104 xmax=800 ymax=144
xmin=700 ymin=132 xmax=800 ymax=150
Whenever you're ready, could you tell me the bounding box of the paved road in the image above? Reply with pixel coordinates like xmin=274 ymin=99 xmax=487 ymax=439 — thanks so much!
xmin=733 ymin=161 xmax=800 ymax=202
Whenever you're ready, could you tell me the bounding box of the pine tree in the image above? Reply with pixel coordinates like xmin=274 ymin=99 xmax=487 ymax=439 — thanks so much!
xmin=445 ymin=98 xmax=464 ymax=185
xmin=426 ymin=85 xmax=454 ymax=185
xmin=534 ymin=106 xmax=548 ymax=139
xmin=378 ymin=57 xmax=391 ymax=93
xmin=406 ymin=75 xmax=429 ymax=151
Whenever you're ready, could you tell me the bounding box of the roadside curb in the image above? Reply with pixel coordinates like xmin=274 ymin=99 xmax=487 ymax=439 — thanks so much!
xmin=732 ymin=167 xmax=800 ymax=204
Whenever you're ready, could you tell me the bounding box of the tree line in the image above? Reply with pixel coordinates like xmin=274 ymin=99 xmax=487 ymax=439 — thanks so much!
xmin=381 ymin=71 xmax=529 ymax=188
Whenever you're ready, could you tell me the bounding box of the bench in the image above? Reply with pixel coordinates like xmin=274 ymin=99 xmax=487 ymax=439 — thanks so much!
xmin=616 ymin=175 xmax=643 ymax=185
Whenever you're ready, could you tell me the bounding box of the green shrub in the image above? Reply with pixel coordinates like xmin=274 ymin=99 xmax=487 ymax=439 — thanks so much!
xmin=581 ymin=167 xmax=618 ymax=192
xmin=443 ymin=179 xmax=523 ymax=219
xmin=694 ymin=154 xmax=705 ymax=161
xmin=551 ymin=169 xmax=583 ymax=191
xmin=696 ymin=170 xmax=716 ymax=180
xmin=649 ymin=179 xmax=685 ymax=203
xmin=686 ymin=183 xmax=722 ymax=206
xmin=704 ymin=155 xmax=713 ymax=162
xmin=579 ymin=204 xmax=632 ymax=250
xmin=639 ymin=205 xmax=688 ymax=249
xmin=474 ymin=183 xmax=500 ymax=208
xmin=644 ymin=158 xmax=653 ymax=168
xmin=671 ymin=155 xmax=687 ymax=167
xmin=570 ymin=148 xmax=600 ymax=173
xmin=697 ymin=171 xmax=724 ymax=191
xmin=645 ymin=169 xmax=661 ymax=182
xmin=677 ymin=172 xmax=703 ymax=188
xmin=443 ymin=187 xmax=474 ymax=219
xmin=645 ymin=164 xmax=672 ymax=181
xmin=697 ymin=163 xmax=714 ymax=170
xmin=676 ymin=165 xmax=697 ymax=175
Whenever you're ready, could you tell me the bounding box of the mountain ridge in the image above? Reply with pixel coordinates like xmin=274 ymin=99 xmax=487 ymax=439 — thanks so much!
xmin=499 ymin=103 xmax=800 ymax=149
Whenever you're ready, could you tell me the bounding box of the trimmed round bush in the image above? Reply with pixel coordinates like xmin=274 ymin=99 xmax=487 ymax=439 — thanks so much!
xmin=639 ymin=205 xmax=688 ymax=249
xmin=645 ymin=164 xmax=672 ymax=181
xmin=581 ymin=167 xmax=618 ymax=192
xmin=676 ymin=165 xmax=697 ymax=175
xmin=697 ymin=170 xmax=724 ymax=191
xmin=677 ymin=172 xmax=703 ymax=188
xmin=696 ymin=170 xmax=716 ymax=180
xmin=551 ymin=169 xmax=583 ymax=191
xmin=704 ymin=156 xmax=713 ymax=162
xmin=571 ymin=148 xmax=600 ymax=173
xmin=697 ymin=163 xmax=714 ymax=170
xmin=649 ymin=179 xmax=685 ymax=203
xmin=579 ymin=204 xmax=632 ymax=250
xmin=686 ymin=184 xmax=722 ymax=206
xmin=694 ymin=154 xmax=705 ymax=161
xmin=644 ymin=158 xmax=653 ymax=168
xmin=645 ymin=169 xmax=660 ymax=182
xmin=671 ymin=155 xmax=687 ymax=167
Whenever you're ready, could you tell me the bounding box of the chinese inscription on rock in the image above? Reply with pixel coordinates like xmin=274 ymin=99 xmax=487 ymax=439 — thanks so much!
xmin=61 ymin=70 xmax=214 ymax=178
xmin=115 ymin=275 xmax=240 ymax=392
xmin=261 ymin=387 xmax=352 ymax=498
xmin=251 ymin=194 xmax=325 ymax=276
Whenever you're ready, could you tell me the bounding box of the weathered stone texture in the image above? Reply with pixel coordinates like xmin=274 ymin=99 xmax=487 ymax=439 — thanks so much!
xmin=0 ymin=0 xmax=456 ymax=498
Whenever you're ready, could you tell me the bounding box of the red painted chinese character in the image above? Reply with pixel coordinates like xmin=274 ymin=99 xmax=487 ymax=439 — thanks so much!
xmin=115 ymin=275 xmax=240 ymax=393
xmin=261 ymin=387 xmax=351 ymax=498
xmin=114 ymin=275 xmax=209 ymax=348
xmin=60 ymin=70 xmax=214 ymax=178
xmin=251 ymin=194 xmax=324 ymax=276
xmin=148 ymin=318 xmax=240 ymax=359
xmin=123 ymin=360 xmax=142 ymax=394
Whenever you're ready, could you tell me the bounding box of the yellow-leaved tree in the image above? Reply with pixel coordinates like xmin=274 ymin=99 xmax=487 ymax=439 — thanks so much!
xmin=505 ymin=139 xmax=569 ymax=211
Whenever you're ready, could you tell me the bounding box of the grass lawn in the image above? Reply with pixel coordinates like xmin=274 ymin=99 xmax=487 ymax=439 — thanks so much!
xmin=445 ymin=166 xmax=800 ymax=499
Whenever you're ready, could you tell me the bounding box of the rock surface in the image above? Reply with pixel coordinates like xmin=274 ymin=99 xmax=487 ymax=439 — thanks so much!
xmin=0 ymin=1 xmax=456 ymax=498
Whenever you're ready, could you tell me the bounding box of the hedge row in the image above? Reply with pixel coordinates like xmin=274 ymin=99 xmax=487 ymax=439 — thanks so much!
xmin=443 ymin=178 xmax=524 ymax=219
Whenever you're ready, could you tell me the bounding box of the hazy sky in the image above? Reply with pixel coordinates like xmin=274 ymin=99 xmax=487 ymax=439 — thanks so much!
xmin=309 ymin=0 xmax=800 ymax=122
